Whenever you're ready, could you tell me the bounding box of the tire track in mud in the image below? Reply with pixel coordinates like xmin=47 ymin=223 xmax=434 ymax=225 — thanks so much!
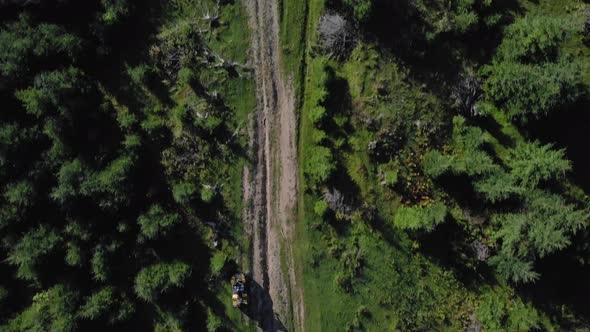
xmin=242 ymin=0 xmax=304 ymax=330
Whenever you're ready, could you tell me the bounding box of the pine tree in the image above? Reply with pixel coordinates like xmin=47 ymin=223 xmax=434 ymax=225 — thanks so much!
xmin=474 ymin=170 xmax=521 ymax=202
xmin=482 ymin=56 xmax=582 ymax=120
xmin=2 ymin=285 xmax=78 ymax=332
xmin=0 ymin=15 xmax=80 ymax=81
xmin=79 ymin=287 xmax=134 ymax=324
xmin=7 ymin=225 xmax=61 ymax=282
xmin=137 ymin=205 xmax=181 ymax=240
xmin=394 ymin=202 xmax=447 ymax=232
xmin=134 ymin=262 xmax=192 ymax=303
xmin=490 ymin=190 xmax=588 ymax=283
xmin=506 ymin=141 xmax=571 ymax=189
xmin=496 ymin=15 xmax=579 ymax=63
xmin=52 ymin=159 xmax=86 ymax=205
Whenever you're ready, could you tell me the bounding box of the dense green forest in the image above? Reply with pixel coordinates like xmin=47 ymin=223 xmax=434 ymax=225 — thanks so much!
xmin=1 ymin=0 xmax=590 ymax=331
xmin=0 ymin=0 xmax=253 ymax=330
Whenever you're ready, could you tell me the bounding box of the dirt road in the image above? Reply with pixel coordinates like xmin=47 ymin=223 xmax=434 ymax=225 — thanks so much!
xmin=242 ymin=0 xmax=303 ymax=330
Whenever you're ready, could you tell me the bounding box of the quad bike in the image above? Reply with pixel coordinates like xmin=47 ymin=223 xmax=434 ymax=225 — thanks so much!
xmin=231 ymin=272 xmax=248 ymax=308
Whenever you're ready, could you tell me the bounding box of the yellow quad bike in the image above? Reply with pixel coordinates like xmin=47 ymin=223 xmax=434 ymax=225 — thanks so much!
xmin=231 ymin=273 xmax=248 ymax=308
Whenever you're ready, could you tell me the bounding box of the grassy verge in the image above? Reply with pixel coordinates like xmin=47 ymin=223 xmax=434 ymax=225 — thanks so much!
xmin=289 ymin=0 xmax=322 ymax=330
xmin=205 ymin=1 xmax=256 ymax=330
xmin=278 ymin=0 xmax=307 ymax=89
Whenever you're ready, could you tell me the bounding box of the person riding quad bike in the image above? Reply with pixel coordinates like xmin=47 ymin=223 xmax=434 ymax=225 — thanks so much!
xmin=231 ymin=273 xmax=248 ymax=308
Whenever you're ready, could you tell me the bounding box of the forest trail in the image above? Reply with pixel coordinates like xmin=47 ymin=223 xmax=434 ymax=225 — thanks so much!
xmin=243 ymin=0 xmax=304 ymax=330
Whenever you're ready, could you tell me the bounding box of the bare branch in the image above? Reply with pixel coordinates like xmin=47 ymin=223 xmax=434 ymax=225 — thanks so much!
xmin=318 ymin=12 xmax=356 ymax=59
xmin=451 ymin=72 xmax=482 ymax=116
xmin=322 ymin=188 xmax=354 ymax=218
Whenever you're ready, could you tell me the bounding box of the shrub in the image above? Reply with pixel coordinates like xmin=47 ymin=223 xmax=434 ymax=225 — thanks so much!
xmin=306 ymin=57 xmax=330 ymax=125
xmin=210 ymin=251 xmax=228 ymax=278
xmin=454 ymin=9 xmax=479 ymax=33
xmin=172 ymin=182 xmax=196 ymax=204
xmin=343 ymin=0 xmax=372 ymax=22
xmin=383 ymin=169 xmax=399 ymax=186
xmin=304 ymin=145 xmax=335 ymax=185
xmin=314 ymin=199 xmax=329 ymax=217
xmin=206 ymin=308 xmax=222 ymax=332
xmin=123 ymin=134 xmax=141 ymax=150
xmin=476 ymin=288 xmax=541 ymax=331
xmin=200 ymin=186 xmax=216 ymax=203
xmin=177 ymin=67 xmax=195 ymax=85
xmin=335 ymin=273 xmax=353 ymax=292
xmin=308 ymin=105 xmax=327 ymax=125
xmin=127 ymin=64 xmax=150 ymax=85
xmin=100 ymin=0 xmax=129 ymax=25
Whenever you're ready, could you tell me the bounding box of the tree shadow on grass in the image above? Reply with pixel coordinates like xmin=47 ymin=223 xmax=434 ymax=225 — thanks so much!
xmin=323 ymin=161 xmax=364 ymax=235
xmin=318 ymin=69 xmax=355 ymax=143
xmin=476 ymin=114 xmax=516 ymax=149
xmin=526 ymin=97 xmax=590 ymax=195
xmin=516 ymin=246 xmax=590 ymax=329
xmin=365 ymin=214 xmax=405 ymax=252
xmin=417 ymin=216 xmax=497 ymax=288
xmin=435 ymin=173 xmax=482 ymax=209
xmin=359 ymin=0 xmax=523 ymax=99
